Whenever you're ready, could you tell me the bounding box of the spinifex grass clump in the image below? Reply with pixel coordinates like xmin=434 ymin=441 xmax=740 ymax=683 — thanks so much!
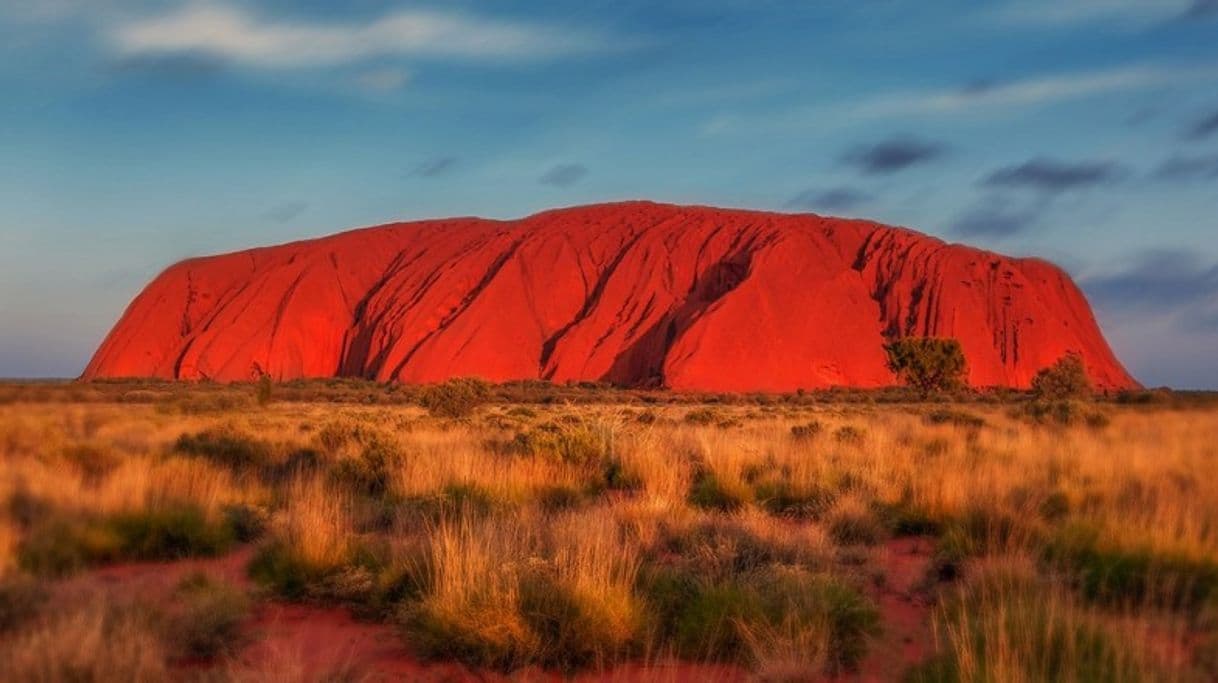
xmin=909 ymin=558 xmax=1167 ymax=683
xmin=399 ymin=510 xmax=642 ymax=671
xmin=165 ymin=573 xmax=250 ymax=659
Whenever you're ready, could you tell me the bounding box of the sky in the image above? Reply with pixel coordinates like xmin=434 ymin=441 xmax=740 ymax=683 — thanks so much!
xmin=1 ymin=0 xmax=1217 ymax=387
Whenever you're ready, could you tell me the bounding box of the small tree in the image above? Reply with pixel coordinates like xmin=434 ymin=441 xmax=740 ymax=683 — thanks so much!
xmin=256 ymin=373 xmax=274 ymax=406
xmin=1031 ymin=353 xmax=1092 ymax=400
xmin=419 ymin=377 xmax=492 ymax=418
xmin=884 ymin=337 xmax=968 ymax=397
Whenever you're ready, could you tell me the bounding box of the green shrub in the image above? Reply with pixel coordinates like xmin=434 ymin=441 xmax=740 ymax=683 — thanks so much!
xmin=419 ymin=378 xmax=491 ymax=418
xmin=174 ymin=427 xmax=273 ymax=471
xmin=167 ymin=573 xmax=250 ymax=659
xmin=1042 ymin=522 xmax=1218 ymax=612
xmin=16 ymin=507 xmax=230 ymax=575
xmin=688 ymin=470 xmax=749 ymax=512
xmin=643 ymin=567 xmax=878 ymax=673
xmin=248 ymin=541 xmax=322 ymax=599
xmin=884 ymin=337 xmax=968 ymax=397
xmin=108 ymin=505 xmax=235 ymax=561
xmin=18 ymin=517 xmax=124 ymax=576
xmin=908 ymin=568 xmax=1161 ymax=683
xmin=1031 ymin=353 xmax=1092 ymax=401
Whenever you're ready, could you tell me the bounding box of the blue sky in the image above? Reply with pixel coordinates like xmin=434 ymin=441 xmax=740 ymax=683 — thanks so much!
xmin=2 ymin=0 xmax=1217 ymax=387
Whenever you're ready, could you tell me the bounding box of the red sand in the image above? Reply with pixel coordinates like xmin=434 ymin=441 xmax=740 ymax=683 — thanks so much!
xmin=84 ymin=201 xmax=1137 ymax=391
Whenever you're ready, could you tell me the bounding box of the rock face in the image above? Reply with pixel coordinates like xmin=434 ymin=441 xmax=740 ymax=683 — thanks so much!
xmin=83 ymin=201 xmax=1137 ymax=391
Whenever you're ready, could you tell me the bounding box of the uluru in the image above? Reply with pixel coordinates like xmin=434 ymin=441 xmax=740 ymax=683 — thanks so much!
xmin=83 ymin=201 xmax=1136 ymax=392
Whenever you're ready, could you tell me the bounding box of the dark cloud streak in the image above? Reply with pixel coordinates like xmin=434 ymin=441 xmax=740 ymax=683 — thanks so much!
xmin=982 ymin=157 xmax=1124 ymax=193
xmin=840 ymin=136 xmax=947 ymax=175
xmin=1185 ymin=109 xmax=1218 ymax=140
xmin=262 ymin=201 xmax=309 ymax=223
xmin=1154 ymin=153 xmax=1218 ymax=181
xmin=539 ymin=163 xmax=588 ymax=188
xmin=786 ymin=187 xmax=872 ymax=212
xmin=413 ymin=157 xmax=457 ymax=178
xmin=951 ymin=195 xmax=1045 ymax=238
xmin=1082 ymin=249 xmax=1218 ymax=313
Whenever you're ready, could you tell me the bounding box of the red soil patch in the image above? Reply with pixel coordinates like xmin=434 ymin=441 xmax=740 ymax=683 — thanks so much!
xmin=828 ymin=536 xmax=936 ymax=683
xmin=83 ymin=201 xmax=1136 ymax=392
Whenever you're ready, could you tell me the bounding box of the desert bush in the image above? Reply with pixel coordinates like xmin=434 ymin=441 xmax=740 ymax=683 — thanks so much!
xmin=789 ymin=421 xmax=823 ymax=440
xmin=683 ymin=408 xmax=719 ymax=425
xmin=1032 ymin=353 xmax=1092 ymax=401
xmin=167 ymin=572 xmax=250 ymax=659
xmin=884 ymin=337 xmax=968 ymax=397
xmin=1020 ymin=399 xmax=1110 ymax=427
xmin=924 ymin=408 xmax=986 ymax=429
xmin=0 ymin=574 xmax=47 ymax=632
xmin=109 ymin=505 xmax=235 ymax=561
xmin=507 ymin=421 xmax=608 ymax=466
xmin=330 ymin=438 xmax=400 ymax=497
xmin=833 ymin=425 xmax=866 ymax=445
xmin=61 ymin=443 xmax=122 ymax=484
xmin=174 ymin=426 xmax=273 ymax=472
xmin=419 ymin=378 xmax=491 ymax=418
xmin=256 ymin=374 xmax=274 ymax=406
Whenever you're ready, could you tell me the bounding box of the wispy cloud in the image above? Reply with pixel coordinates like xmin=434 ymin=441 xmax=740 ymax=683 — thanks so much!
xmin=539 ymin=164 xmax=588 ymax=188
xmin=413 ymin=157 xmax=458 ymax=178
xmin=262 ymin=200 xmax=308 ymax=223
xmin=354 ymin=67 xmax=410 ymax=92
xmin=856 ymin=64 xmax=1218 ymax=118
xmin=987 ymin=0 xmax=1196 ymax=28
xmin=110 ymin=4 xmax=623 ymax=68
xmin=704 ymin=62 xmax=1218 ymax=134
xmin=786 ymin=187 xmax=872 ymax=213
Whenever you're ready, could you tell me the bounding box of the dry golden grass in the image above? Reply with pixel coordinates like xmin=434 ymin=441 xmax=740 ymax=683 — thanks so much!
xmin=0 ymin=600 xmax=168 ymax=682
xmin=1 ymin=387 xmax=1216 ymax=679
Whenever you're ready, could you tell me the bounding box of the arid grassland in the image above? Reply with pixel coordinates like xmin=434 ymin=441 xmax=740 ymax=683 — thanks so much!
xmin=1 ymin=381 xmax=1216 ymax=681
